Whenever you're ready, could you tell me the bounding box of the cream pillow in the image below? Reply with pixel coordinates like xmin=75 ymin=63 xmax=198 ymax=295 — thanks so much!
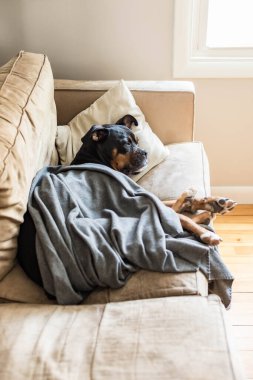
xmin=56 ymin=80 xmax=169 ymax=181
xmin=138 ymin=141 xmax=211 ymax=200
xmin=0 ymin=51 xmax=57 ymax=280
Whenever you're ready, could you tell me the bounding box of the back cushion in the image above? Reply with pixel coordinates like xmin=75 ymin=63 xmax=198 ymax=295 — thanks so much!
xmin=0 ymin=51 xmax=57 ymax=279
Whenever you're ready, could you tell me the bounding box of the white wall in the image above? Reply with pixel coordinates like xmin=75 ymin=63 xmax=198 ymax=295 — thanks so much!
xmin=0 ymin=0 xmax=173 ymax=80
xmin=1 ymin=0 xmax=253 ymax=195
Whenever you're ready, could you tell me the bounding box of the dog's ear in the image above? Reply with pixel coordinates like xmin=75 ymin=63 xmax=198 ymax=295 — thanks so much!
xmin=116 ymin=114 xmax=138 ymax=129
xmin=84 ymin=125 xmax=109 ymax=142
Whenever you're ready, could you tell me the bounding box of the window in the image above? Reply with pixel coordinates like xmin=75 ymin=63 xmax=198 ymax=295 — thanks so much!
xmin=173 ymin=0 xmax=253 ymax=77
xmin=207 ymin=0 xmax=253 ymax=48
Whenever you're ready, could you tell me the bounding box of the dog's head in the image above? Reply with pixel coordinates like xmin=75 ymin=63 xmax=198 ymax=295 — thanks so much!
xmin=71 ymin=114 xmax=148 ymax=175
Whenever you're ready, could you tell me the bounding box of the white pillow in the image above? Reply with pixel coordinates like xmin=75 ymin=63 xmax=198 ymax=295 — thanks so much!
xmin=137 ymin=142 xmax=211 ymax=200
xmin=56 ymin=80 xmax=169 ymax=181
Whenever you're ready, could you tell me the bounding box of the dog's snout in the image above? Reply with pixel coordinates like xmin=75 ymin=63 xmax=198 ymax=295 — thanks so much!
xmin=136 ymin=147 xmax=147 ymax=157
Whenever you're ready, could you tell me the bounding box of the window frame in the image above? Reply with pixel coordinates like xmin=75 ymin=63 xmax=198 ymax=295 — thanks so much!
xmin=173 ymin=0 xmax=253 ymax=78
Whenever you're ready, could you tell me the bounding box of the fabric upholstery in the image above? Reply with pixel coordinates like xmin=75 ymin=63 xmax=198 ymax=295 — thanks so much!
xmin=54 ymin=80 xmax=195 ymax=144
xmin=0 ymin=264 xmax=52 ymax=304
xmin=0 ymin=265 xmax=207 ymax=304
xmin=0 ymin=51 xmax=57 ymax=280
xmin=0 ymin=295 xmax=242 ymax=380
xmin=138 ymin=141 xmax=211 ymax=200
xmin=83 ymin=270 xmax=208 ymax=304
xmin=55 ymin=80 xmax=169 ymax=181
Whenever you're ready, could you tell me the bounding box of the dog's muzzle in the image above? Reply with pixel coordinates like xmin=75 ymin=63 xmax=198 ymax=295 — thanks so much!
xmin=127 ymin=149 xmax=148 ymax=175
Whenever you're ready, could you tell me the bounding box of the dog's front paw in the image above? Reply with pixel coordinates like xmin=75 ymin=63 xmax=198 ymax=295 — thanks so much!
xmin=190 ymin=196 xmax=237 ymax=214
xmin=183 ymin=187 xmax=197 ymax=199
xmin=200 ymin=231 xmax=222 ymax=245
xmin=203 ymin=197 xmax=237 ymax=214
xmin=214 ymin=198 xmax=237 ymax=214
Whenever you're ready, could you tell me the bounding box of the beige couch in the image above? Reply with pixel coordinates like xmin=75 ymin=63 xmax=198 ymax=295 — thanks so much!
xmin=0 ymin=52 xmax=243 ymax=380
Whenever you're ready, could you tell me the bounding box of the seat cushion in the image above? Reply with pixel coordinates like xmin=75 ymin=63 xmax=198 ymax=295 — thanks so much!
xmin=0 ymin=263 xmax=207 ymax=304
xmin=83 ymin=269 xmax=208 ymax=304
xmin=0 ymin=295 xmax=243 ymax=380
xmin=0 ymin=51 xmax=57 ymax=280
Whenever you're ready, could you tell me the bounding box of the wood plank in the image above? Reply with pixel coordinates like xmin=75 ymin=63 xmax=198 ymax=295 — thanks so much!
xmin=219 ymin=246 xmax=253 ymax=256
xmin=232 ymin=281 xmax=253 ymax=293
xmin=226 ymin=263 xmax=253 ymax=276
xmin=222 ymin=256 xmax=253 ymax=264
xmin=225 ymin=263 xmax=253 ymax=275
xmin=238 ymin=351 xmax=253 ymax=379
xmin=215 ymin=232 xmax=253 ymax=244
xmin=216 ymin=230 xmax=253 ymax=237
xmin=217 ymin=204 xmax=253 ymax=216
xmin=231 ymin=293 xmax=253 ymax=302
xmin=214 ymin=206 xmax=253 ymax=378
xmin=228 ymin=293 xmax=253 ymax=325
xmin=226 ymin=263 xmax=253 ymax=292
xmin=215 ymin=215 xmax=253 ymax=224
xmin=215 ymin=222 xmax=253 ymax=230
xmin=232 ymin=326 xmax=253 ymax=350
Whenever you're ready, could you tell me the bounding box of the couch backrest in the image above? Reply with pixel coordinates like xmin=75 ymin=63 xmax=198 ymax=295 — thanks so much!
xmin=0 ymin=51 xmax=57 ymax=280
xmin=54 ymin=80 xmax=195 ymax=145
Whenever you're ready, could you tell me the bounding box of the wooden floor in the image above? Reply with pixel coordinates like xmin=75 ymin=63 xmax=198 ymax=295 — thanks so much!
xmin=214 ymin=205 xmax=253 ymax=380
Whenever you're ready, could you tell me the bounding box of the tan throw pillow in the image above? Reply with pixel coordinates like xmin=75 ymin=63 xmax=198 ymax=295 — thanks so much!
xmin=56 ymin=79 xmax=169 ymax=181
xmin=0 ymin=51 xmax=57 ymax=280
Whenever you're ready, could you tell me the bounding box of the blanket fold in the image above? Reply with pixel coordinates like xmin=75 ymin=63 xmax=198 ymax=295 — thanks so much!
xmin=28 ymin=164 xmax=233 ymax=307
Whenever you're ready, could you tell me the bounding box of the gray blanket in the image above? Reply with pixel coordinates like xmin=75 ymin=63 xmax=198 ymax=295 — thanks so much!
xmin=28 ymin=164 xmax=234 ymax=307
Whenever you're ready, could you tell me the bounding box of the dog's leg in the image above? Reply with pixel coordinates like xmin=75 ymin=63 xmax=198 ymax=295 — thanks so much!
xmin=163 ymin=199 xmax=177 ymax=208
xmin=168 ymin=188 xmax=197 ymax=213
xmin=163 ymin=200 xmax=216 ymax=226
xmin=187 ymin=197 xmax=237 ymax=215
xmin=178 ymin=214 xmax=222 ymax=245
xmin=191 ymin=211 xmax=215 ymax=225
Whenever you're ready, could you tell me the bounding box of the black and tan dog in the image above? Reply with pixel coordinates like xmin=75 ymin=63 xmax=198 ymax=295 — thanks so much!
xmin=72 ymin=114 xmax=237 ymax=245
xmin=72 ymin=114 xmax=148 ymax=176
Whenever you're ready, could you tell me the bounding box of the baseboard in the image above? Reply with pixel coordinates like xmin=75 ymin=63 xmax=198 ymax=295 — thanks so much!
xmin=211 ymin=186 xmax=253 ymax=204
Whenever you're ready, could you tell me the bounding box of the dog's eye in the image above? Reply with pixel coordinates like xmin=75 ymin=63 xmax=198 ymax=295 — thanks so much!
xmin=125 ymin=139 xmax=132 ymax=146
xmin=131 ymin=136 xmax=139 ymax=144
xmin=126 ymin=138 xmax=132 ymax=146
